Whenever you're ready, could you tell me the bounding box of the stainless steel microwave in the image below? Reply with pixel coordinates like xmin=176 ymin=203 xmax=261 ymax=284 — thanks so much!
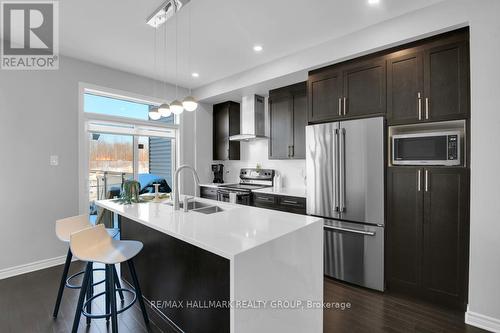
xmin=392 ymin=131 xmax=461 ymax=166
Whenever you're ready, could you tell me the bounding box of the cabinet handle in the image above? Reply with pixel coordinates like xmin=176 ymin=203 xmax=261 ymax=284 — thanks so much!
xmin=417 ymin=169 xmax=421 ymax=192
xmin=417 ymin=92 xmax=422 ymax=120
xmin=343 ymin=97 xmax=347 ymax=116
xmin=425 ymin=169 xmax=429 ymax=192
xmin=257 ymin=196 xmax=273 ymax=202
xmin=282 ymin=200 xmax=297 ymax=204
xmin=338 ymin=98 xmax=342 ymax=116
xmin=425 ymin=97 xmax=429 ymax=120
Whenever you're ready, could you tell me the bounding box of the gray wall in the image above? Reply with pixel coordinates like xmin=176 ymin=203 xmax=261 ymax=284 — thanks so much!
xmin=0 ymin=56 xmax=208 ymax=271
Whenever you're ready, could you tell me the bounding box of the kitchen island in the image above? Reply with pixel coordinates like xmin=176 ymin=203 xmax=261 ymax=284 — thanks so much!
xmin=96 ymin=197 xmax=323 ymax=333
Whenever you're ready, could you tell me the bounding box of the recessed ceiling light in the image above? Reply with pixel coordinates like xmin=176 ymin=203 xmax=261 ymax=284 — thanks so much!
xmin=253 ymin=45 xmax=263 ymax=52
xmin=368 ymin=0 xmax=380 ymax=5
xmin=191 ymin=72 xmax=199 ymax=78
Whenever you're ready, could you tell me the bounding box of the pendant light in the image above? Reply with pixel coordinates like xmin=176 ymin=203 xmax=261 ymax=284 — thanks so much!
xmin=183 ymin=3 xmax=198 ymax=112
xmin=182 ymin=96 xmax=197 ymax=112
xmin=158 ymin=103 xmax=171 ymax=116
xmin=149 ymin=107 xmax=162 ymax=120
xmin=171 ymin=3 xmax=184 ymax=115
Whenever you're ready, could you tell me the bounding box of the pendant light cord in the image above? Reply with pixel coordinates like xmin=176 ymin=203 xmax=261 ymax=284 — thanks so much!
xmin=164 ymin=12 xmax=168 ymax=99
xmin=175 ymin=6 xmax=179 ymax=99
xmin=188 ymin=2 xmax=192 ymax=95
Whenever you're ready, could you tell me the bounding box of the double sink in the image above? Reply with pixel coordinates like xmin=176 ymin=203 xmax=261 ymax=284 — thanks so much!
xmin=165 ymin=200 xmax=224 ymax=215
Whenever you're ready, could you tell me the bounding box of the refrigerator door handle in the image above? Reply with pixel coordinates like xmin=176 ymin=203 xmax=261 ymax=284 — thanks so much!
xmin=324 ymin=224 xmax=376 ymax=236
xmin=333 ymin=129 xmax=339 ymax=212
xmin=339 ymin=127 xmax=346 ymax=212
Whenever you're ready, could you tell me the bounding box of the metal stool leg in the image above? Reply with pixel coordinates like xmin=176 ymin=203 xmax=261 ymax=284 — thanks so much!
xmin=85 ymin=262 xmax=93 ymax=325
xmin=108 ymin=265 xmax=119 ymax=333
xmin=127 ymin=259 xmax=150 ymax=326
xmin=53 ymin=248 xmax=73 ymax=318
xmin=71 ymin=262 xmax=92 ymax=333
xmin=112 ymin=265 xmax=125 ymax=302
xmin=105 ymin=264 xmax=111 ymax=322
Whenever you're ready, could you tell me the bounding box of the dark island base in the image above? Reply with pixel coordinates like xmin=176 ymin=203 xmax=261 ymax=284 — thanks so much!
xmin=120 ymin=217 xmax=230 ymax=333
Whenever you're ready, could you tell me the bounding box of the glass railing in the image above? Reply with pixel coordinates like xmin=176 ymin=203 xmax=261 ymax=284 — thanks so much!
xmin=89 ymin=170 xmax=132 ymax=214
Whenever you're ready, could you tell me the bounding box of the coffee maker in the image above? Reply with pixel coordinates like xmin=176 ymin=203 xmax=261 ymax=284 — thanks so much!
xmin=212 ymin=164 xmax=224 ymax=183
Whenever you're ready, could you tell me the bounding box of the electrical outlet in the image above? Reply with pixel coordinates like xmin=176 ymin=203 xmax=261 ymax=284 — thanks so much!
xmin=50 ymin=155 xmax=59 ymax=166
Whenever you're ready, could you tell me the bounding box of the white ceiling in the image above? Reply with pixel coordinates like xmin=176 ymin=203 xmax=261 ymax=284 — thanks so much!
xmin=60 ymin=0 xmax=444 ymax=90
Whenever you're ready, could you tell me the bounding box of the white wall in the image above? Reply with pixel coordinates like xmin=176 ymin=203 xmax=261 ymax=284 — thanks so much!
xmin=0 ymin=56 xmax=207 ymax=272
xmin=180 ymin=102 xmax=213 ymax=194
xmin=195 ymin=0 xmax=500 ymax=330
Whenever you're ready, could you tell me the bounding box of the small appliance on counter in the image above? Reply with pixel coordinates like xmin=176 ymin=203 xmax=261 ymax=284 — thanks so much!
xmin=212 ymin=164 xmax=224 ymax=183
xmin=217 ymin=168 xmax=274 ymax=205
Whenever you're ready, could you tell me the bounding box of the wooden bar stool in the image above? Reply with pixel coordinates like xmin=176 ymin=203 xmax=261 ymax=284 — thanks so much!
xmin=70 ymin=224 xmax=149 ymax=333
xmin=53 ymin=214 xmax=124 ymax=323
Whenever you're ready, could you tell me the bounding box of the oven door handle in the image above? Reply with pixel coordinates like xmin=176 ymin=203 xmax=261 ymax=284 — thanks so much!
xmin=324 ymin=224 xmax=376 ymax=236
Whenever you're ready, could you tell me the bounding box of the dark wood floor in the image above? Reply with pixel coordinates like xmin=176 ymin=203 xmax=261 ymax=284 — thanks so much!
xmin=324 ymin=278 xmax=486 ymax=333
xmin=0 ymin=261 xmax=488 ymax=333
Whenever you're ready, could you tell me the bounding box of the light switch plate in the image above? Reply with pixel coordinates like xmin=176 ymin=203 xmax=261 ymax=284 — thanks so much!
xmin=50 ymin=155 xmax=59 ymax=166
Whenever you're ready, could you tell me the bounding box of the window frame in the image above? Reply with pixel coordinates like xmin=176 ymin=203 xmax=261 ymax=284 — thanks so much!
xmin=78 ymin=82 xmax=181 ymax=214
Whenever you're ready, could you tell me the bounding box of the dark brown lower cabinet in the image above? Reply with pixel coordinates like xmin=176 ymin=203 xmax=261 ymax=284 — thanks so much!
xmin=252 ymin=193 xmax=306 ymax=215
xmin=387 ymin=167 xmax=469 ymax=310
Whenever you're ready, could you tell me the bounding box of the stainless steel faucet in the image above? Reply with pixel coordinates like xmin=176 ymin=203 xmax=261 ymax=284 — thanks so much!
xmin=173 ymin=164 xmax=200 ymax=210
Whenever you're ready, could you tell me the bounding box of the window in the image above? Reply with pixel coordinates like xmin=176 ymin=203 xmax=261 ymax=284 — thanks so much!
xmin=81 ymin=87 xmax=179 ymax=222
xmin=84 ymin=93 xmax=175 ymax=123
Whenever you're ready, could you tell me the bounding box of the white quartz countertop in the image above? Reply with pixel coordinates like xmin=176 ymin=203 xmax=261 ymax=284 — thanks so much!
xmin=96 ymin=197 xmax=320 ymax=260
xmin=252 ymin=187 xmax=307 ymax=198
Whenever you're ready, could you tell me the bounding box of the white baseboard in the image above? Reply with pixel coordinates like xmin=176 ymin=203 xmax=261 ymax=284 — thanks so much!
xmin=0 ymin=255 xmax=72 ymax=280
xmin=466 ymin=308 xmax=500 ymax=333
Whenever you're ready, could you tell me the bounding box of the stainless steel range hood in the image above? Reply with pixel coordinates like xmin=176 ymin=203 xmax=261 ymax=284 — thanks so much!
xmin=229 ymin=95 xmax=266 ymax=141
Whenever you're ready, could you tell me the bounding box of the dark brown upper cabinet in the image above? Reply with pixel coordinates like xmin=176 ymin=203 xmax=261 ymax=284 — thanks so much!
xmin=387 ymin=166 xmax=469 ymax=310
xmin=308 ymin=28 xmax=469 ymax=125
xmin=343 ymin=59 xmax=386 ymax=118
xmin=308 ymin=57 xmax=386 ymax=123
xmin=424 ymin=41 xmax=469 ymax=122
xmin=213 ymin=101 xmax=240 ymax=160
xmin=387 ymin=34 xmax=469 ymax=125
xmin=387 ymin=52 xmax=424 ymax=124
xmin=308 ymin=69 xmax=343 ymax=123
xmin=269 ymin=82 xmax=307 ymax=159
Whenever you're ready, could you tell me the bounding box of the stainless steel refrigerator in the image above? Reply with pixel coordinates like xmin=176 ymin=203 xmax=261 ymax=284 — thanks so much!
xmin=306 ymin=117 xmax=384 ymax=291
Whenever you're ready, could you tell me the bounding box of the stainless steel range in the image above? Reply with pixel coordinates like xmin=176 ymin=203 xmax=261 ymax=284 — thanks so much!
xmin=217 ymin=168 xmax=274 ymax=205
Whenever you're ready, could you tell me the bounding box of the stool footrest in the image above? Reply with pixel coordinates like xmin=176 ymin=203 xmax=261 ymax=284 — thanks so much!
xmin=81 ymin=288 xmax=137 ymax=319
xmin=65 ymin=268 xmax=106 ymax=289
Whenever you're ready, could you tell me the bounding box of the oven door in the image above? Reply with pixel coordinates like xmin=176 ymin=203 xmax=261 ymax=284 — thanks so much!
xmin=392 ymin=132 xmax=460 ymax=166
xmin=216 ymin=190 xmax=251 ymax=205
xmin=323 ymin=219 xmax=384 ymax=291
